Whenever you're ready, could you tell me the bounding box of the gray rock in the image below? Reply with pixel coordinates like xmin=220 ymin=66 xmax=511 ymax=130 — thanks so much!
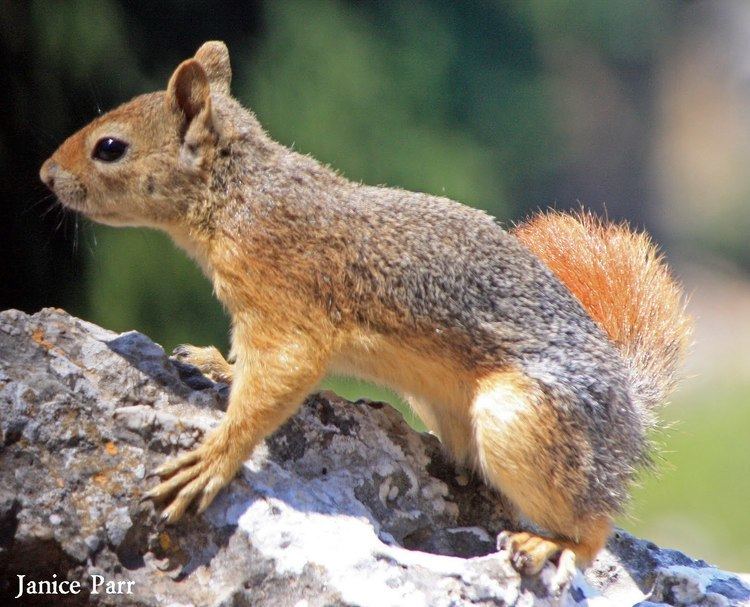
xmin=0 ymin=308 xmax=747 ymax=606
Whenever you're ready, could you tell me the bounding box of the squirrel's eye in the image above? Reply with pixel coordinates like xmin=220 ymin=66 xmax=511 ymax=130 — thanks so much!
xmin=92 ymin=137 xmax=129 ymax=162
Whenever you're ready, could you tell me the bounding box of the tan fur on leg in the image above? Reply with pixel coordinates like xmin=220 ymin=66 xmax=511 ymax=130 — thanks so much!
xmin=146 ymin=323 xmax=330 ymax=522
xmin=473 ymin=370 xmax=612 ymax=572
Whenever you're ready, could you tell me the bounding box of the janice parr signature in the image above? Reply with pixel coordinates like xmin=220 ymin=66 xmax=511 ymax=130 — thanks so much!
xmin=14 ymin=573 xmax=135 ymax=598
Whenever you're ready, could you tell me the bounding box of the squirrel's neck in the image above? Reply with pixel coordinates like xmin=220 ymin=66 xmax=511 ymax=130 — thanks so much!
xmin=215 ymin=136 xmax=350 ymax=229
xmin=167 ymin=134 xmax=351 ymax=282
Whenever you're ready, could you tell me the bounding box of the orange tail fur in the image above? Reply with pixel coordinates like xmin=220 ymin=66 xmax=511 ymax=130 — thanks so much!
xmin=513 ymin=211 xmax=692 ymax=416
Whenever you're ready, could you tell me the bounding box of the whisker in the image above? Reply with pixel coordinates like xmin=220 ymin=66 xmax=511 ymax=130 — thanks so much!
xmin=73 ymin=213 xmax=80 ymax=253
xmin=54 ymin=205 xmax=67 ymax=233
xmin=25 ymin=192 xmax=57 ymax=214
xmin=83 ymin=220 xmax=98 ymax=255
xmin=88 ymin=78 xmax=103 ymax=116
xmin=40 ymin=199 xmax=62 ymax=219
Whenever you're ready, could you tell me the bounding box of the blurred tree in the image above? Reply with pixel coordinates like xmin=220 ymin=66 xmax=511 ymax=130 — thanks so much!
xmin=243 ymin=0 xmax=505 ymax=212
xmin=0 ymin=0 xmax=139 ymax=315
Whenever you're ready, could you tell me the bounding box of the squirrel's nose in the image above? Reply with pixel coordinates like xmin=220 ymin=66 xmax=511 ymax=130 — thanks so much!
xmin=40 ymin=159 xmax=58 ymax=190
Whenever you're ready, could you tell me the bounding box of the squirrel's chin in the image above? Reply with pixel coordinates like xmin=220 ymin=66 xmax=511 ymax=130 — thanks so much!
xmin=58 ymin=197 xmax=137 ymax=227
xmin=76 ymin=208 xmax=131 ymax=227
xmin=90 ymin=215 xmax=135 ymax=228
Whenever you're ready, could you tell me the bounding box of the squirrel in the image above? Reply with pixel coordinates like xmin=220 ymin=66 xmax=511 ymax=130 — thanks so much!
xmin=39 ymin=41 xmax=691 ymax=574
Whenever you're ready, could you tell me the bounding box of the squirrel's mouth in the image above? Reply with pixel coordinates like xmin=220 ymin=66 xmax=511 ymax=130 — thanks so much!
xmin=39 ymin=160 xmax=90 ymax=213
xmin=56 ymin=197 xmax=96 ymax=218
xmin=46 ymin=186 xmax=89 ymax=215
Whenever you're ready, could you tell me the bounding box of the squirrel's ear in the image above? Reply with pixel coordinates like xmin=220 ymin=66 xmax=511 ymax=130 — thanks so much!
xmin=166 ymin=60 xmax=217 ymax=169
xmin=194 ymin=41 xmax=231 ymax=95
xmin=166 ymin=59 xmax=212 ymax=123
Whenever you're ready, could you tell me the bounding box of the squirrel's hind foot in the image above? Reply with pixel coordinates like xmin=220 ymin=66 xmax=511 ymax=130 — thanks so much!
xmin=497 ymin=527 xmax=604 ymax=578
xmin=497 ymin=531 xmax=573 ymax=575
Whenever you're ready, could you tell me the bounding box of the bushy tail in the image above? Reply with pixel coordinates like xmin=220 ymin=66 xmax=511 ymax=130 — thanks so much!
xmin=513 ymin=210 xmax=692 ymax=416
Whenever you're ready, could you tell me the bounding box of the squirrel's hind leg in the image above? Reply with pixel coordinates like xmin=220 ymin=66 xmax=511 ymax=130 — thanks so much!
xmin=472 ymin=370 xmax=612 ymax=573
xmin=173 ymin=344 xmax=234 ymax=384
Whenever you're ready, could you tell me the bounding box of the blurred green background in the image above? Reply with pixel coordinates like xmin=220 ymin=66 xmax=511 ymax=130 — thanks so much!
xmin=2 ymin=0 xmax=748 ymax=571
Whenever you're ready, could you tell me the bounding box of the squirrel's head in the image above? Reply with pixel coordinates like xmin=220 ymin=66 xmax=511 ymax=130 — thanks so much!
xmin=40 ymin=41 xmax=241 ymax=231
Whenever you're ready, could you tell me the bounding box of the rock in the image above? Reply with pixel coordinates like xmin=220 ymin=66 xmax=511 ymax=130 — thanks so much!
xmin=0 ymin=308 xmax=747 ymax=606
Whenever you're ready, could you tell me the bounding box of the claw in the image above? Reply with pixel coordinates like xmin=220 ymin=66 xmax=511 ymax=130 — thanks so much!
xmin=172 ymin=344 xmax=191 ymax=359
xmin=160 ymin=501 xmax=186 ymax=524
xmin=498 ymin=531 xmax=564 ymax=576
xmin=153 ymin=450 xmax=201 ymax=478
xmin=549 ymin=549 xmax=577 ymax=595
xmin=167 ymin=344 xmax=233 ymax=385
xmin=142 ymin=486 xmax=163 ymax=503
xmin=496 ymin=530 xmax=511 ymax=551
xmin=141 ymin=439 xmax=238 ymax=525
xmin=196 ymin=477 xmax=224 ymax=514
xmin=512 ymin=551 xmax=533 ymax=574
xmin=147 ymin=465 xmax=203 ymax=503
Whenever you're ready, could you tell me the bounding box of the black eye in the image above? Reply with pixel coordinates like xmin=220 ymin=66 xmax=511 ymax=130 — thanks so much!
xmin=92 ymin=137 xmax=128 ymax=162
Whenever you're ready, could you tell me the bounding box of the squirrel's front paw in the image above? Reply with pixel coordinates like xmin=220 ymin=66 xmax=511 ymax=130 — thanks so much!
xmin=143 ymin=439 xmax=240 ymax=523
xmin=172 ymin=344 xmax=233 ymax=384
